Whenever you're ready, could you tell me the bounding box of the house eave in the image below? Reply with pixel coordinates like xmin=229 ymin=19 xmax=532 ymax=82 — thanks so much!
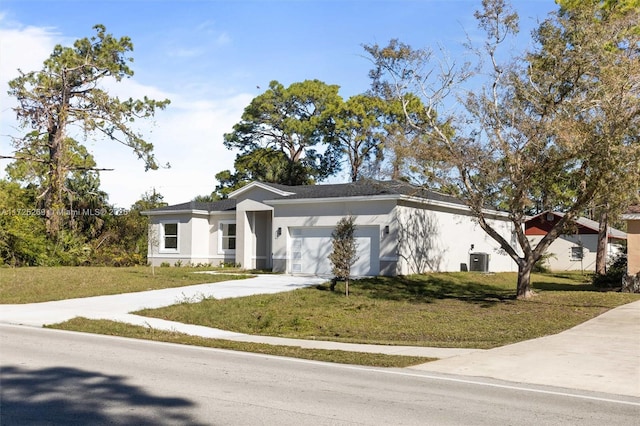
xmin=264 ymin=194 xmax=402 ymax=205
xmin=400 ymin=195 xmax=510 ymax=218
xmin=264 ymin=193 xmax=508 ymax=218
xmin=142 ymin=209 xmax=209 ymax=216
xmin=622 ymin=213 xmax=640 ymax=220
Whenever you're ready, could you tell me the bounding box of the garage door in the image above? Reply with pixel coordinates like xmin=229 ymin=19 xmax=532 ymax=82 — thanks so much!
xmin=289 ymin=226 xmax=380 ymax=276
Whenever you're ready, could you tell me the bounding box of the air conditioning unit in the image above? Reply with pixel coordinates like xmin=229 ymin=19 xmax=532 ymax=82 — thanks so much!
xmin=469 ymin=252 xmax=490 ymax=272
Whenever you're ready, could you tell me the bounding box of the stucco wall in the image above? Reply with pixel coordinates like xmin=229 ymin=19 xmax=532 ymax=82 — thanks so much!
xmin=148 ymin=213 xmax=237 ymax=266
xmin=233 ymin=186 xmax=288 ymax=203
xmin=527 ymin=234 xmax=623 ymax=272
xmin=270 ymin=199 xmax=396 ymax=274
xmin=209 ymin=213 xmax=236 ymax=266
xmin=270 ymin=198 xmax=516 ymax=276
xmin=628 ymin=219 xmax=640 ymax=275
xmin=394 ymin=202 xmax=516 ymax=274
xmin=147 ymin=215 xmax=192 ymax=266
xmin=190 ymin=215 xmax=210 ymax=261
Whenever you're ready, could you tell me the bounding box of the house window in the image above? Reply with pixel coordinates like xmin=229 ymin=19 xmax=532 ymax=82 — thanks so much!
xmin=570 ymin=246 xmax=584 ymax=261
xmin=162 ymin=223 xmax=178 ymax=251
xmin=219 ymin=221 xmax=236 ymax=253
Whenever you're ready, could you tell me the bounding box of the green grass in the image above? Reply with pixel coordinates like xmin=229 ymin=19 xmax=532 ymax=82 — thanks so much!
xmin=47 ymin=318 xmax=433 ymax=368
xmin=134 ymin=272 xmax=640 ymax=349
xmin=6 ymin=267 xmax=639 ymax=366
xmin=0 ymin=266 xmax=250 ymax=303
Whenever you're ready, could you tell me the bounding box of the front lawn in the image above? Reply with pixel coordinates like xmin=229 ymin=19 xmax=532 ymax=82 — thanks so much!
xmin=0 ymin=266 xmax=249 ymax=304
xmin=134 ymin=272 xmax=639 ymax=349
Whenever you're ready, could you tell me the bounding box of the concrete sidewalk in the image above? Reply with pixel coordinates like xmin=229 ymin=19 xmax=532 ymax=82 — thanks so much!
xmin=411 ymin=299 xmax=640 ymax=398
xmin=1 ymin=274 xmax=639 ymax=397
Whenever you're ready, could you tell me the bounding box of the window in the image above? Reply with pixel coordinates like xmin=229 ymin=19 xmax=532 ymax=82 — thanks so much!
xmin=570 ymin=246 xmax=584 ymax=261
xmin=219 ymin=221 xmax=236 ymax=253
xmin=163 ymin=223 xmax=178 ymax=250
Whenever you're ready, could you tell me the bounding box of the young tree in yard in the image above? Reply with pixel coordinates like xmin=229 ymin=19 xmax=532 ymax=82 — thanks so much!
xmin=224 ymin=79 xmax=343 ymax=186
xmin=4 ymin=24 xmax=170 ymax=237
xmin=328 ymin=216 xmax=359 ymax=297
xmin=364 ymin=0 xmax=640 ymax=298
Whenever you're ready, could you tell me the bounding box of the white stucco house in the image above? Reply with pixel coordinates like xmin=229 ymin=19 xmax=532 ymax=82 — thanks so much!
xmin=525 ymin=211 xmax=627 ymax=272
xmin=144 ymin=180 xmax=517 ymax=276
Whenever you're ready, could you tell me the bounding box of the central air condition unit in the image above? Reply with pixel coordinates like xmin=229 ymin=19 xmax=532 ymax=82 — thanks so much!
xmin=469 ymin=252 xmax=490 ymax=272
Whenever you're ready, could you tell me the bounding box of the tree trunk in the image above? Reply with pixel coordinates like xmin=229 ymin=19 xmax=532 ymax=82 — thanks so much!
xmin=517 ymin=259 xmax=535 ymax=299
xmin=595 ymin=206 xmax=609 ymax=275
xmin=45 ymin=129 xmax=65 ymax=238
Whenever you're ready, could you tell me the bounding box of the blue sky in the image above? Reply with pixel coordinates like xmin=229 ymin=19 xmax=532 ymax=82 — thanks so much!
xmin=0 ymin=0 xmax=556 ymax=207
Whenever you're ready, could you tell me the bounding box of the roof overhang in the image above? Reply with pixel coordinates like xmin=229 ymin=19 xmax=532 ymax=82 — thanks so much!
xmin=264 ymin=194 xmax=401 ymax=205
xmin=265 ymin=193 xmax=510 ymax=218
xmin=622 ymin=213 xmax=640 ymax=220
xmin=142 ymin=209 xmax=210 ymax=216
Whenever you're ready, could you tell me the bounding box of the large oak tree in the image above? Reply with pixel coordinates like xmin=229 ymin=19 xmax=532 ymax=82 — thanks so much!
xmin=365 ymin=0 xmax=639 ymax=298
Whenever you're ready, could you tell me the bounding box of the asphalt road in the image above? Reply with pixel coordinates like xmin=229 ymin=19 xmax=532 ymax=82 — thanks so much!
xmin=1 ymin=324 xmax=639 ymax=425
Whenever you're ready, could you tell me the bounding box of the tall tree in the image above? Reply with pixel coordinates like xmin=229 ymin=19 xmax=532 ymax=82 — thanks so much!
xmin=5 ymin=24 xmax=170 ymax=237
xmin=330 ymin=94 xmax=429 ymax=182
xmin=214 ymin=147 xmax=299 ymax=198
xmin=6 ymin=137 xmax=108 ymax=238
xmin=365 ymin=0 xmax=640 ymax=298
xmin=553 ymin=0 xmax=640 ymax=275
xmin=331 ymin=94 xmax=386 ymax=182
xmin=224 ymin=79 xmax=342 ymax=186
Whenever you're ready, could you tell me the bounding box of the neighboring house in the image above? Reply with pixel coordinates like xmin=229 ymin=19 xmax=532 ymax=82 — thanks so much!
xmin=525 ymin=211 xmax=627 ymax=272
xmin=144 ymin=180 xmax=517 ymax=276
xmin=622 ymin=205 xmax=640 ymax=275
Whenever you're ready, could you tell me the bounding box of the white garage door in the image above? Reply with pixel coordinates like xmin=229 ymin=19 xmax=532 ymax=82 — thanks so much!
xmin=289 ymin=226 xmax=380 ymax=276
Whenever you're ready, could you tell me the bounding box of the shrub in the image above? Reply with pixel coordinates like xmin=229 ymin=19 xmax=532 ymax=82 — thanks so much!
xmin=592 ymin=249 xmax=627 ymax=289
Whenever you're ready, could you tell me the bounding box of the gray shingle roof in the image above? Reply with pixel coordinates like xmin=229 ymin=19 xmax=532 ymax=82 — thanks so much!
xmin=148 ymin=199 xmax=237 ymax=213
xmin=268 ymin=180 xmax=465 ymax=205
xmin=148 ymin=180 xmax=465 ymax=213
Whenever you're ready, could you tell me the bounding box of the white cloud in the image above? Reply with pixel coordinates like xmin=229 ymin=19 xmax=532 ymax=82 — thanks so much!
xmin=215 ymin=32 xmax=231 ymax=46
xmin=93 ymin=90 xmax=252 ymax=207
xmin=0 ymin=20 xmax=251 ymax=208
xmin=0 ymin=21 xmax=61 ymax=178
xmin=0 ymin=23 xmax=60 ymax=80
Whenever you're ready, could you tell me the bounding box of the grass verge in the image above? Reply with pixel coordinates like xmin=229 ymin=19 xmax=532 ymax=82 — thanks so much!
xmin=47 ymin=318 xmax=434 ymax=368
xmin=134 ymin=272 xmax=640 ymax=349
xmin=0 ymin=266 xmax=250 ymax=304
